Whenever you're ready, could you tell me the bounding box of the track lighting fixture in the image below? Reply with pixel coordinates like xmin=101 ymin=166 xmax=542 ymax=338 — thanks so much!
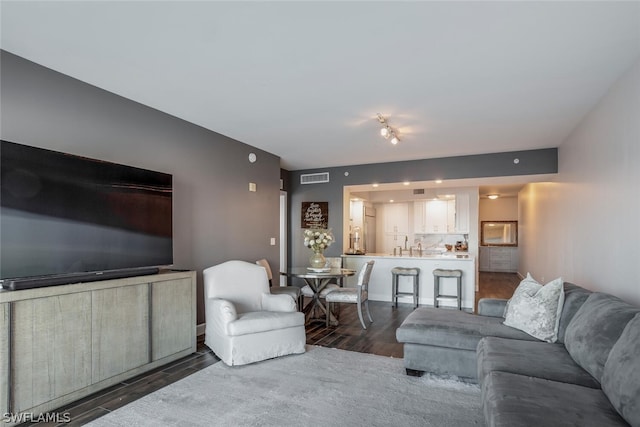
xmin=376 ymin=113 xmax=400 ymax=145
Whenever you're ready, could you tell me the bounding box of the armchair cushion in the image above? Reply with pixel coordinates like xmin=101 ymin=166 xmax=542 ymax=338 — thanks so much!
xmin=227 ymin=311 xmax=305 ymax=336
xmin=261 ymin=292 xmax=297 ymax=312
xmin=211 ymin=298 xmax=237 ymax=321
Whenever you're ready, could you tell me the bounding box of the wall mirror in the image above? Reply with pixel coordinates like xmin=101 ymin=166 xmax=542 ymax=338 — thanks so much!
xmin=481 ymin=221 xmax=518 ymax=246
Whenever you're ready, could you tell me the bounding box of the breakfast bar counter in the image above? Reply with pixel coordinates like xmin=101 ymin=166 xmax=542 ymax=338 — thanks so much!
xmin=342 ymin=253 xmax=477 ymax=311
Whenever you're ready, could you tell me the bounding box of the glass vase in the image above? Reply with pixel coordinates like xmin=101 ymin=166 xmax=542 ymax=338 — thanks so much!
xmin=309 ymin=251 xmax=326 ymax=269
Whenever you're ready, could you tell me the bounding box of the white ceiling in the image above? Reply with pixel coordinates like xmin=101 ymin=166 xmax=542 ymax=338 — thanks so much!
xmin=1 ymin=1 xmax=639 ymax=173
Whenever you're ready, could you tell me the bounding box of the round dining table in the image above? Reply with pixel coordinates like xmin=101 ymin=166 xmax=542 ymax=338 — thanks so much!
xmin=282 ymin=267 xmax=356 ymax=324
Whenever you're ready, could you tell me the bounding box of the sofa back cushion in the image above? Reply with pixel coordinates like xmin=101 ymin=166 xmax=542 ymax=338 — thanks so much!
xmin=601 ymin=313 xmax=640 ymax=427
xmin=503 ymin=275 xmax=564 ymax=342
xmin=564 ymin=292 xmax=639 ymax=382
xmin=557 ymin=282 xmax=591 ymax=343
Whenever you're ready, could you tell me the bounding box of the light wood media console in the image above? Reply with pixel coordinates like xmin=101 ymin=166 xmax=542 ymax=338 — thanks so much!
xmin=0 ymin=270 xmax=197 ymax=425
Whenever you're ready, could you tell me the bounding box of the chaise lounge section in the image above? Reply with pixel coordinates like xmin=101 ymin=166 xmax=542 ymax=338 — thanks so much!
xmin=396 ymin=283 xmax=640 ymax=426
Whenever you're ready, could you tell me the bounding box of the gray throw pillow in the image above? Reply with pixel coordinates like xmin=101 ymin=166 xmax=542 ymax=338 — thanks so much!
xmin=503 ymin=274 xmax=565 ymax=342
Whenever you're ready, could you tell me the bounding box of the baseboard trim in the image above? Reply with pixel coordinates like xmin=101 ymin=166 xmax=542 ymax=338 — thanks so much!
xmin=197 ymin=323 xmax=205 ymax=337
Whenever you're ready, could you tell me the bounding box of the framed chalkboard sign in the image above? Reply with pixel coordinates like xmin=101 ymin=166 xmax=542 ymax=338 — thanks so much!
xmin=301 ymin=202 xmax=328 ymax=228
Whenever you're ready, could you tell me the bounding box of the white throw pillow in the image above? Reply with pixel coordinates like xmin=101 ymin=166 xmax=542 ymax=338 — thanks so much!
xmin=503 ymin=273 xmax=565 ymax=343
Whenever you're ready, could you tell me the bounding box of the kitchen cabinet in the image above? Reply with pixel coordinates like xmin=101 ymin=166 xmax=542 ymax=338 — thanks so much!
xmin=378 ymin=203 xmax=409 ymax=253
xmin=415 ymin=194 xmax=469 ymax=234
xmin=424 ymin=199 xmax=456 ymax=233
xmin=425 ymin=200 xmax=448 ymax=233
xmin=455 ymin=193 xmax=470 ymax=233
xmin=479 ymin=247 xmax=519 ymax=272
xmin=383 ymin=202 xmax=409 ymax=234
xmin=413 ymin=201 xmax=426 ymax=233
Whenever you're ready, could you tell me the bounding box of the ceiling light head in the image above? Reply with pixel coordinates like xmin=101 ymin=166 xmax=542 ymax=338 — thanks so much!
xmin=376 ymin=113 xmax=400 ymax=145
xmin=488 ymin=194 xmax=499 ymax=200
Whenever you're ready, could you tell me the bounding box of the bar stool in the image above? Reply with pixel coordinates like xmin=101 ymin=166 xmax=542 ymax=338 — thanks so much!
xmin=391 ymin=267 xmax=420 ymax=308
xmin=433 ymin=268 xmax=463 ymax=310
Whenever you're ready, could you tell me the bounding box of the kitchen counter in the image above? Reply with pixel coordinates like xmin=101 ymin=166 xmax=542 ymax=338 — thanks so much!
xmin=342 ymin=253 xmax=477 ymax=311
xmin=357 ymin=252 xmax=473 ymax=260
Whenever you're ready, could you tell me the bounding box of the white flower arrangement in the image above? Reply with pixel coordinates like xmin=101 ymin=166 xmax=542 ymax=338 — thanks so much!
xmin=303 ymin=228 xmax=334 ymax=253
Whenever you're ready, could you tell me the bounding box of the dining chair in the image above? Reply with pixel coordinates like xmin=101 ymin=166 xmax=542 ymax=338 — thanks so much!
xmin=256 ymin=259 xmax=303 ymax=311
xmin=325 ymin=260 xmax=375 ymax=329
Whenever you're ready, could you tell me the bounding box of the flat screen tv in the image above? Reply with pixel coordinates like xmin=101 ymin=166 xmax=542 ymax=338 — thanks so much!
xmin=0 ymin=140 xmax=173 ymax=290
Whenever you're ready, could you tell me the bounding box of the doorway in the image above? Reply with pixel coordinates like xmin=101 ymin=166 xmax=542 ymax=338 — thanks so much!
xmin=279 ymin=191 xmax=287 ymax=285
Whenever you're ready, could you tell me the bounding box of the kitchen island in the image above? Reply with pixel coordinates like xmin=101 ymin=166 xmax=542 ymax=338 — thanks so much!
xmin=342 ymin=253 xmax=477 ymax=311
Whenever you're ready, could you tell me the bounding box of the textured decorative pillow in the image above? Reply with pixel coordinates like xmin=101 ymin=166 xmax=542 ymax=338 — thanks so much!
xmin=503 ymin=274 xmax=565 ymax=342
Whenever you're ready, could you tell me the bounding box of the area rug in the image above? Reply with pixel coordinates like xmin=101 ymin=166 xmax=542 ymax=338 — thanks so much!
xmin=87 ymin=346 xmax=484 ymax=426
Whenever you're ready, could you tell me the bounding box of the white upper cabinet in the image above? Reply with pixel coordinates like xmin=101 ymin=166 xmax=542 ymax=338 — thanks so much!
xmin=383 ymin=202 xmax=409 ymax=234
xmin=455 ymin=193 xmax=470 ymax=233
xmin=414 ymin=193 xmax=470 ymax=234
xmin=413 ymin=201 xmax=426 ymax=233
xmin=424 ymin=200 xmax=449 ymax=233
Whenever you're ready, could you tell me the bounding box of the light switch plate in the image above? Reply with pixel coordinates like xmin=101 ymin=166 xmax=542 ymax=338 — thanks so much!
xmin=270 ymin=237 xmax=276 ymax=245
xmin=249 ymin=182 xmax=256 ymax=192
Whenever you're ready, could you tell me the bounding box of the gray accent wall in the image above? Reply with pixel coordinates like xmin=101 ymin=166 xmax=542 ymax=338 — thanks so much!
xmin=288 ymin=149 xmax=557 ymax=269
xmin=1 ymin=51 xmax=281 ymax=323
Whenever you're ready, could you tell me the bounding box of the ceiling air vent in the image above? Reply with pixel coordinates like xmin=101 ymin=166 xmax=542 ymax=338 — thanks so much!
xmin=300 ymin=172 xmax=330 ymax=185
xmin=413 ymin=189 xmax=425 ymax=195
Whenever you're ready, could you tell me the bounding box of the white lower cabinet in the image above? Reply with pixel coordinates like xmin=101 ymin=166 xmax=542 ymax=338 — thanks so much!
xmin=479 ymin=247 xmax=519 ymax=273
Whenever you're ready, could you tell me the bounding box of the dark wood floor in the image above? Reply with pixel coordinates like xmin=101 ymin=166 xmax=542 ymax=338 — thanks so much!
xmin=22 ymin=271 xmax=520 ymax=426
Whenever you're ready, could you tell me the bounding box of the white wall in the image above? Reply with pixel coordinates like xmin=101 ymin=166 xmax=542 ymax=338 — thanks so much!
xmin=519 ymin=59 xmax=640 ymax=305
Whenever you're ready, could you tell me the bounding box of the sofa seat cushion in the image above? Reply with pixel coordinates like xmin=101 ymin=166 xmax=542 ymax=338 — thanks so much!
xmin=227 ymin=311 xmax=304 ymax=336
xmin=483 ymin=371 xmax=628 ymax=427
xmin=564 ymin=292 xmax=640 ymax=382
xmin=601 ymin=313 xmax=640 ymax=427
xmin=396 ymin=307 xmax=537 ymax=351
xmin=477 ymin=337 xmax=600 ymax=389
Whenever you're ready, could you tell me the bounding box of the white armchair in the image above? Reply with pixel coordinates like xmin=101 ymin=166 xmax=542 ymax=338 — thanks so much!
xmin=203 ymin=260 xmax=306 ymax=366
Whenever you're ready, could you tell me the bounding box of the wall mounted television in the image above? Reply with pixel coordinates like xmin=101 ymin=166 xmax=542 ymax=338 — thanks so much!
xmin=0 ymin=140 xmax=173 ymax=290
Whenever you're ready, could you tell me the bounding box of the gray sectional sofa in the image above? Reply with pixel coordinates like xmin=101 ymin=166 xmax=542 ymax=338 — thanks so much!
xmin=396 ymin=283 xmax=640 ymax=426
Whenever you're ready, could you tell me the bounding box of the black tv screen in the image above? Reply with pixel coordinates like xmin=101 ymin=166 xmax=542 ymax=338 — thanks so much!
xmin=1 ymin=140 xmax=173 ymax=289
